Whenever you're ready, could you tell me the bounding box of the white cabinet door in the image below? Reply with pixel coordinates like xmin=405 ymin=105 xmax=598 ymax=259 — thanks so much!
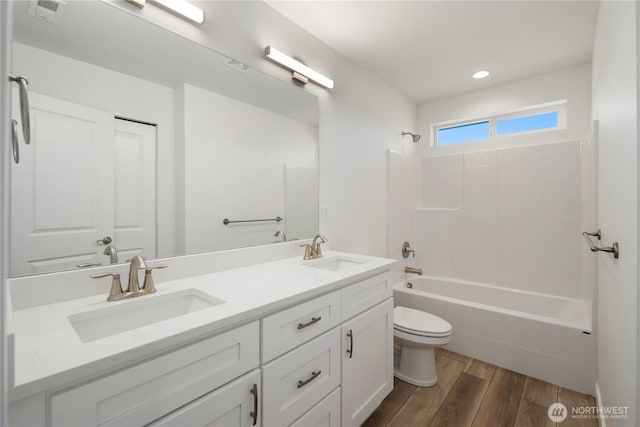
xmin=149 ymin=369 xmax=261 ymax=427
xmin=341 ymin=298 xmax=394 ymax=427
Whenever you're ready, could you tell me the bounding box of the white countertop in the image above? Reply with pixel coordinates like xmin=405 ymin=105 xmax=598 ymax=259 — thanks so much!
xmin=9 ymin=251 xmax=395 ymax=400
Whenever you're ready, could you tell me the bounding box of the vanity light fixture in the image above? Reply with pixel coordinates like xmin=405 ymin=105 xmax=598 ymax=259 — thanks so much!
xmin=127 ymin=0 xmax=205 ymax=24
xmin=472 ymin=70 xmax=491 ymax=79
xmin=264 ymin=46 xmax=334 ymax=89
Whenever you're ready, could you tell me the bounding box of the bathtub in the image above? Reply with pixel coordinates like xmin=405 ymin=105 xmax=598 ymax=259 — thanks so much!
xmin=393 ymin=276 xmax=596 ymax=394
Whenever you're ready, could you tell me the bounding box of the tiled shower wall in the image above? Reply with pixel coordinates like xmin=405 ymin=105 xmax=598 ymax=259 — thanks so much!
xmin=415 ymin=141 xmax=591 ymax=299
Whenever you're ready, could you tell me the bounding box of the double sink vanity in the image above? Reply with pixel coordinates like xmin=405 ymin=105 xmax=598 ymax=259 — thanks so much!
xmin=7 ymin=242 xmax=396 ymax=427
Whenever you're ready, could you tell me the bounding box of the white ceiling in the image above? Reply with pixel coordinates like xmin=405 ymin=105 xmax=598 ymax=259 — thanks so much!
xmin=265 ymin=1 xmax=600 ymax=103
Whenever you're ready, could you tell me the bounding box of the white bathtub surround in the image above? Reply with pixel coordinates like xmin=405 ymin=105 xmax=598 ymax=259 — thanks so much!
xmin=393 ymin=277 xmax=595 ymax=394
xmin=416 ymin=140 xmax=590 ymax=300
xmin=7 ymin=245 xmax=395 ymax=401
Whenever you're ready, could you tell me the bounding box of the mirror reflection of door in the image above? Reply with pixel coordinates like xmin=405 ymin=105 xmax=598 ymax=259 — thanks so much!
xmin=113 ymin=118 xmax=157 ymax=264
xmin=10 ymin=91 xmax=156 ymax=276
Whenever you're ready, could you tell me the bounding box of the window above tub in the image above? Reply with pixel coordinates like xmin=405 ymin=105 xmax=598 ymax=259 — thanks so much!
xmin=431 ymin=100 xmax=567 ymax=147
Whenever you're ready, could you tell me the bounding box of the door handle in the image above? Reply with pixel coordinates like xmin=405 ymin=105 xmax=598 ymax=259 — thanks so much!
xmin=297 ymin=370 xmax=322 ymax=389
xmin=347 ymin=329 xmax=354 ymax=359
xmin=582 ymin=229 xmax=619 ymax=259
xmin=96 ymin=236 xmax=113 ymax=245
xmin=297 ymin=316 xmax=321 ymax=330
xmin=250 ymin=383 xmax=258 ymax=426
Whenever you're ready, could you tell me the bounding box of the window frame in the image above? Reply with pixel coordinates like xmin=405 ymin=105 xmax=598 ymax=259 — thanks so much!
xmin=430 ymin=100 xmax=567 ymax=147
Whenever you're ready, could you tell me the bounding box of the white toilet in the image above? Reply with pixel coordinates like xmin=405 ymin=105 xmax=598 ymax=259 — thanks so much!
xmin=393 ymin=306 xmax=452 ymax=387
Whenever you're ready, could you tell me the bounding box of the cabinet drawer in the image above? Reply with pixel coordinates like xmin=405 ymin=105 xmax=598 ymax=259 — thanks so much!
xmin=261 ymin=291 xmax=340 ymax=363
xmin=50 ymin=321 xmax=259 ymax=427
xmin=290 ymin=387 xmax=341 ymax=427
xmin=341 ymin=271 xmax=393 ymax=321
xmin=149 ymin=369 xmax=261 ymax=427
xmin=262 ymin=328 xmax=341 ymax=427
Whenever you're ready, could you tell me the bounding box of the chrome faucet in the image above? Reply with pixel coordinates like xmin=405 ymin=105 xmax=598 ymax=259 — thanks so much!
xmin=405 ymin=266 xmax=423 ymax=275
xmin=302 ymin=234 xmax=328 ymax=260
xmin=103 ymin=245 xmax=118 ymax=264
xmin=127 ymin=255 xmax=147 ymax=293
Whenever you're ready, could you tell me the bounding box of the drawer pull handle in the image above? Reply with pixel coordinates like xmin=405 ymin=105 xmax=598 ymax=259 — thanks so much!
xmin=250 ymin=383 xmax=258 ymax=426
xmin=297 ymin=316 xmax=321 ymax=330
xmin=297 ymin=370 xmax=322 ymax=389
xmin=347 ymin=329 xmax=354 ymax=359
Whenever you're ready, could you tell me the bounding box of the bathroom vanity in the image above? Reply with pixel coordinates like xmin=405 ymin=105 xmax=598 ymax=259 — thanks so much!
xmin=7 ymin=248 xmax=395 ymax=427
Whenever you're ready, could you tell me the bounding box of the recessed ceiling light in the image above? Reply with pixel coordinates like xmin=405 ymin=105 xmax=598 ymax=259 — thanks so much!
xmin=472 ymin=70 xmax=491 ymax=79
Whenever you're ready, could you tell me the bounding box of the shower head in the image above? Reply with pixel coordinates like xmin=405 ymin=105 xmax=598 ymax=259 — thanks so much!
xmin=402 ymin=131 xmax=421 ymax=143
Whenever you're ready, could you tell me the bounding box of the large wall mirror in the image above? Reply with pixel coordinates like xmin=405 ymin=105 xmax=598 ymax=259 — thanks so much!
xmin=10 ymin=1 xmax=319 ymax=277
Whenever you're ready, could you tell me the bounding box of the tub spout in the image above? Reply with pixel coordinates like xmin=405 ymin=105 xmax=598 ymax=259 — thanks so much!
xmin=405 ymin=266 xmax=423 ymax=275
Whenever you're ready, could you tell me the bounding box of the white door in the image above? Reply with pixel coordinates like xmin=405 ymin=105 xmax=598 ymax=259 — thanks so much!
xmin=341 ymin=299 xmax=393 ymax=427
xmin=10 ymin=91 xmax=114 ymax=275
xmin=592 ymin=2 xmax=638 ymax=424
xmin=113 ymin=118 xmax=156 ymax=263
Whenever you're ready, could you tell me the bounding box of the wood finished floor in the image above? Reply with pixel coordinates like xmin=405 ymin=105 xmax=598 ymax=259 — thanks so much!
xmin=364 ymin=349 xmax=598 ymax=427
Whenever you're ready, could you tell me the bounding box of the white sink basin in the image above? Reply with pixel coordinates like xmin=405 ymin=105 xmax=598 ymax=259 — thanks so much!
xmin=69 ymin=289 xmax=224 ymax=342
xmin=304 ymin=256 xmax=366 ymax=271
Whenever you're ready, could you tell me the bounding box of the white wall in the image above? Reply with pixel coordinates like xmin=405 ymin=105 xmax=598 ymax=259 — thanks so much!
xmin=105 ymin=0 xmax=418 ymax=258
xmin=417 ymin=64 xmax=592 ymax=155
xmin=177 ymin=83 xmax=317 ymax=253
xmin=591 ymin=2 xmax=638 ymax=424
xmin=0 ymin=3 xmax=12 ymax=423
xmin=11 ymin=43 xmax=177 ymax=257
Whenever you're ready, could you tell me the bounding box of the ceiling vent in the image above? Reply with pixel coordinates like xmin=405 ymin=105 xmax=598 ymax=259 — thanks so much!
xmin=223 ymin=59 xmax=251 ymax=73
xmin=28 ymin=0 xmax=66 ymax=24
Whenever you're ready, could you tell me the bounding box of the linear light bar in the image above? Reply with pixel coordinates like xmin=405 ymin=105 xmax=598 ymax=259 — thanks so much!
xmin=264 ymin=46 xmax=334 ymax=89
xmin=150 ymin=0 xmax=205 ymax=24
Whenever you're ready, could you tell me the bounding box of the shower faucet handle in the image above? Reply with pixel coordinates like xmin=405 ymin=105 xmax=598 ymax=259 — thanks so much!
xmin=402 ymin=241 xmax=415 ymax=259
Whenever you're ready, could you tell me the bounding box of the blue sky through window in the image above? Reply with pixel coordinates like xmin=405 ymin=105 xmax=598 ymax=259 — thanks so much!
xmin=497 ymin=112 xmax=558 ymax=135
xmin=438 ymin=121 xmax=490 ymax=145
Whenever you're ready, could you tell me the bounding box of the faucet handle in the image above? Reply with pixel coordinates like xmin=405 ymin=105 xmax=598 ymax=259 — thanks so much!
xmin=141 ymin=264 xmax=168 ymax=294
xmin=402 ymin=241 xmax=415 ymax=259
xmin=300 ymin=244 xmax=313 ymax=260
xmin=91 ymin=272 xmax=128 ymax=302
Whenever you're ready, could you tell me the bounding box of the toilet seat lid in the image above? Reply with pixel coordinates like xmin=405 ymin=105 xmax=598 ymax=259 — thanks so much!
xmin=394 ymin=306 xmax=452 ymax=336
